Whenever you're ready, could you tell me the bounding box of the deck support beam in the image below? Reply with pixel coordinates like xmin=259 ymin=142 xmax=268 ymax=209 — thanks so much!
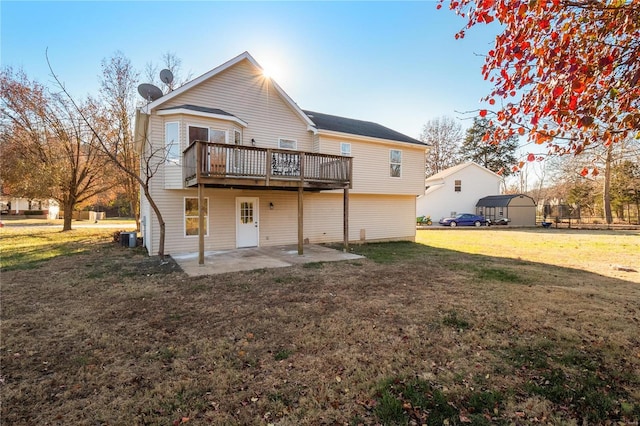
xmin=198 ymin=183 xmax=205 ymax=265
xmin=343 ymin=188 xmax=349 ymax=251
xmin=297 ymin=186 xmax=304 ymax=255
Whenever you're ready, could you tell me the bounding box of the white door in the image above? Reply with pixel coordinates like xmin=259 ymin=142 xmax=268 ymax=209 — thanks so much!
xmin=236 ymin=197 xmax=259 ymax=248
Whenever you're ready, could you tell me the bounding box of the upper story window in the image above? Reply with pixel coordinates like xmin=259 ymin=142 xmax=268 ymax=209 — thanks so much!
xmin=389 ymin=149 xmax=402 ymax=178
xmin=454 ymin=180 xmax=462 ymax=192
xmin=340 ymin=142 xmax=351 ymax=156
xmin=165 ymin=122 xmax=180 ymax=164
xmin=188 ymin=126 xmax=227 ymax=145
xmin=211 ymin=129 xmax=226 ymax=144
xmin=189 ymin=126 xmax=208 ymax=145
xmin=279 ymin=138 xmax=297 ymax=150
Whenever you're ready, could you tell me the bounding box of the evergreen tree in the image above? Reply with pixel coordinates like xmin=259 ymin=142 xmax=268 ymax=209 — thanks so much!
xmin=460 ymin=117 xmax=518 ymax=177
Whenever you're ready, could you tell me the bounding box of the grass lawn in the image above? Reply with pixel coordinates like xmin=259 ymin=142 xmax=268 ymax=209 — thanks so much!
xmin=1 ymin=227 xmax=639 ymax=425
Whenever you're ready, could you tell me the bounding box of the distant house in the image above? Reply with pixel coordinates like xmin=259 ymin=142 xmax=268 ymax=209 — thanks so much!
xmin=0 ymin=196 xmax=59 ymax=219
xmin=134 ymin=52 xmax=428 ymax=259
xmin=416 ymin=162 xmax=502 ymax=221
xmin=476 ymin=194 xmax=536 ymax=226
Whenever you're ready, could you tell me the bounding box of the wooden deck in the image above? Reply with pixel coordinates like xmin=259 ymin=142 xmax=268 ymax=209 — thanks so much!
xmin=183 ymin=141 xmax=352 ymax=190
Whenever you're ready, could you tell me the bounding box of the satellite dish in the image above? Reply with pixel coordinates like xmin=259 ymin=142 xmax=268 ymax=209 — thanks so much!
xmin=137 ymin=83 xmax=163 ymax=101
xmin=160 ymin=69 xmax=174 ymax=85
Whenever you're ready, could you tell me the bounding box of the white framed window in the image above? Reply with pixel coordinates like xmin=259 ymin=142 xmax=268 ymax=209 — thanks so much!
xmin=184 ymin=197 xmax=209 ymax=237
xmin=454 ymin=180 xmax=462 ymax=192
xmin=188 ymin=125 xmax=208 ymax=145
xmin=389 ymin=149 xmax=402 ymax=178
xmin=211 ymin=129 xmax=226 ymax=144
xmin=278 ymin=138 xmax=297 ymax=150
xmin=234 ymin=130 xmax=242 ymax=145
xmin=188 ymin=126 xmax=227 ymax=145
xmin=165 ymin=122 xmax=180 ymax=164
xmin=340 ymin=142 xmax=351 ymax=156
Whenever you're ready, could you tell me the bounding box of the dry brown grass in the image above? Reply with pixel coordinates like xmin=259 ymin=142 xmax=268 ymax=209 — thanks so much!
xmin=1 ymin=227 xmax=639 ymax=425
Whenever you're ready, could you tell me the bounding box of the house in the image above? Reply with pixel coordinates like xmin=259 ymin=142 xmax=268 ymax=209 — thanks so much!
xmin=134 ymin=52 xmax=427 ymax=260
xmin=476 ymin=194 xmax=537 ymax=226
xmin=416 ymin=162 xmax=502 ymax=221
xmin=0 ymin=196 xmax=59 ymax=219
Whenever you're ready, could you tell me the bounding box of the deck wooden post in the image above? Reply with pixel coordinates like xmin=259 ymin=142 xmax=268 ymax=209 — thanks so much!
xmin=198 ymin=183 xmax=205 ymax=265
xmin=343 ymin=188 xmax=349 ymax=251
xmin=265 ymin=149 xmax=272 ymax=186
xmin=298 ymin=186 xmax=304 ymax=255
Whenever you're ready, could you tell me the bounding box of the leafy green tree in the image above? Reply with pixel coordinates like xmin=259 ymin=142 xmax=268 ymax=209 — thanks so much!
xmin=459 ymin=117 xmax=518 ymax=177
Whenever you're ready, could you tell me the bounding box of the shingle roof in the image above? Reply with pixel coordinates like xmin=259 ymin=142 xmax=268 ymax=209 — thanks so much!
xmin=159 ymin=104 xmax=236 ymax=117
xmin=476 ymin=194 xmax=533 ymax=207
xmin=304 ymin=110 xmax=425 ymax=146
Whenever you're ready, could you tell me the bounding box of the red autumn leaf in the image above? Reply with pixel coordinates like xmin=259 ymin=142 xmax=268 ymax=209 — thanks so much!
xmin=517 ymin=3 xmax=527 ymax=16
xmin=527 ymin=153 xmax=535 ymax=162
xmin=552 ymin=86 xmax=564 ymax=98
xmin=479 ymin=109 xmax=488 ymax=117
xmin=531 ymin=114 xmax=539 ymax=126
xmin=571 ymin=80 xmax=586 ymax=94
xmin=518 ymin=127 xmax=525 ymax=135
xmin=592 ymin=167 xmax=599 ymax=176
xmin=489 ymin=98 xmax=496 ymax=105
xmin=436 ymin=3 xmax=442 ymax=9
xmin=580 ymin=167 xmax=589 ymax=177
xmin=569 ymin=95 xmax=578 ymax=110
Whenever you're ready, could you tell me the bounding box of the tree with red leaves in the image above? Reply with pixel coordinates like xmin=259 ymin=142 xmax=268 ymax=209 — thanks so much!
xmin=440 ymin=0 xmax=640 ymax=178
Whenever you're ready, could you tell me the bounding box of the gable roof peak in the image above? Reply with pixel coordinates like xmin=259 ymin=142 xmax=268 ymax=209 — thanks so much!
xmin=426 ymin=162 xmax=502 ymax=181
xmin=141 ymin=51 xmax=315 ymax=129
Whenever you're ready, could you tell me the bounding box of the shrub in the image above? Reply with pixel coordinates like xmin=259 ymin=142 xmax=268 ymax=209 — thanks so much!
xmin=24 ymin=210 xmax=45 ymax=216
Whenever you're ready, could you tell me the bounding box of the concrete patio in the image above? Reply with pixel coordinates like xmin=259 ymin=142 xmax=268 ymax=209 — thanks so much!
xmin=172 ymin=244 xmax=363 ymax=276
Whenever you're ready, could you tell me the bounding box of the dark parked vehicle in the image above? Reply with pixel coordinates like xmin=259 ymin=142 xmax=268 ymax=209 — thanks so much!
xmin=488 ymin=217 xmax=510 ymax=226
xmin=439 ymin=213 xmax=488 ymax=227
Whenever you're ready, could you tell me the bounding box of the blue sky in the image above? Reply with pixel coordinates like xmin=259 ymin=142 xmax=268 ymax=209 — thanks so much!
xmin=1 ymin=1 xmax=500 ymax=140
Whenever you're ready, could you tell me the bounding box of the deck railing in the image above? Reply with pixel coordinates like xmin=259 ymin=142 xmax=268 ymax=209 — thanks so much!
xmin=183 ymin=141 xmax=351 ymax=188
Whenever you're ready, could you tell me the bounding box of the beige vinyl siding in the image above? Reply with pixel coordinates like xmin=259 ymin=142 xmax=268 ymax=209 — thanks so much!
xmin=159 ymin=59 xmax=313 ymax=152
xmin=305 ymin=193 xmax=416 ymax=243
xmin=146 ymin=188 xmax=416 ymax=255
xmin=318 ymin=135 xmax=425 ymax=195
